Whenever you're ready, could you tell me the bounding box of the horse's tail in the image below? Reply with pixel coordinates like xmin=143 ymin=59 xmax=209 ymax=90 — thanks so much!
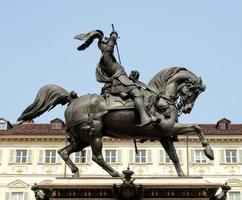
xmin=17 ymin=84 xmax=76 ymax=122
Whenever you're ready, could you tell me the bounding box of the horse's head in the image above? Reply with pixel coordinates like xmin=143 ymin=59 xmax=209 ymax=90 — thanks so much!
xmin=147 ymin=67 xmax=206 ymax=115
xmin=177 ymin=77 xmax=206 ymax=114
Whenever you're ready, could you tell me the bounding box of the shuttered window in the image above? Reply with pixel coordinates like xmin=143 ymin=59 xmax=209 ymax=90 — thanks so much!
xmin=9 ymin=149 xmax=32 ymax=164
xmin=39 ymin=149 xmax=62 ymax=164
xmin=220 ymin=149 xmax=242 ymax=164
xmin=74 ymin=150 xmax=92 ymax=164
xmin=228 ymin=191 xmax=241 ymax=200
xmin=160 ymin=149 xmax=182 ymax=164
xmin=104 ymin=149 xmax=122 ymax=164
xmin=129 ymin=149 xmax=152 ymax=164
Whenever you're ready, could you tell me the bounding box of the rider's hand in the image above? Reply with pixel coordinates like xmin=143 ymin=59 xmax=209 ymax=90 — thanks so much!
xmin=129 ymin=70 xmax=140 ymax=81
xmin=110 ymin=31 xmax=118 ymax=38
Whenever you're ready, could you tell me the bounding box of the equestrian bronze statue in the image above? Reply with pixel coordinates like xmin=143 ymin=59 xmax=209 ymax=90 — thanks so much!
xmin=18 ymin=28 xmax=214 ymax=177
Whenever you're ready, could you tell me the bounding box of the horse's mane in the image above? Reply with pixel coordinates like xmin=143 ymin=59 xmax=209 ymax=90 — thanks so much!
xmin=148 ymin=67 xmax=199 ymax=94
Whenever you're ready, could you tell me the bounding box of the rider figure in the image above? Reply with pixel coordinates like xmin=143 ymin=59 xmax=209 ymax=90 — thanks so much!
xmin=96 ymin=30 xmax=157 ymax=127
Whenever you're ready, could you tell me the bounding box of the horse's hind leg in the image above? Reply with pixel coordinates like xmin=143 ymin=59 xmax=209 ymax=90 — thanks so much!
xmin=85 ymin=120 xmax=121 ymax=177
xmin=58 ymin=138 xmax=89 ymax=177
xmin=160 ymin=137 xmax=185 ymax=176
xmin=90 ymin=137 xmax=122 ymax=177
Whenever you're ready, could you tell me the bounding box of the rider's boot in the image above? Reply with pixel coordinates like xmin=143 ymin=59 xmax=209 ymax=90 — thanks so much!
xmin=134 ymin=96 xmax=158 ymax=127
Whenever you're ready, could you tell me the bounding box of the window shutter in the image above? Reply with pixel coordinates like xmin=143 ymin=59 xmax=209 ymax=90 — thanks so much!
xmin=117 ymin=150 xmax=122 ymax=163
xmin=38 ymin=150 xmax=44 ymax=163
xmin=160 ymin=150 xmax=164 ymax=163
xmin=220 ymin=150 xmax=225 ymax=163
xmin=178 ymin=149 xmax=182 ymax=163
xmin=238 ymin=150 xmax=242 ymax=163
xmin=5 ymin=192 xmax=10 ymax=200
xmin=0 ymin=150 xmax=2 ymax=164
xmin=190 ymin=149 xmax=195 ymax=163
xmin=56 ymin=151 xmax=62 ymax=164
xmin=27 ymin=150 xmax=32 ymax=163
xmin=24 ymin=192 xmax=29 ymax=200
xmin=86 ymin=149 xmax=92 ymax=163
xmin=129 ymin=150 xmax=134 ymax=163
xmin=147 ymin=150 xmax=152 ymax=163
xmin=9 ymin=149 xmax=15 ymax=163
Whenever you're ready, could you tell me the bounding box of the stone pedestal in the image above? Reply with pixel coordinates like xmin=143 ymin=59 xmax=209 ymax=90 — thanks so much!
xmin=32 ymin=176 xmax=229 ymax=200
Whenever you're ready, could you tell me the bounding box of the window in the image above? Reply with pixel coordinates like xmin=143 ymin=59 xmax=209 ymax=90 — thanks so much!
xmin=38 ymin=149 xmax=62 ymax=164
xmin=51 ymin=123 xmax=62 ymax=129
xmin=195 ymin=150 xmax=207 ymax=164
xmin=135 ymin=150 xmax=146 ymax=163
xmin=75 ymin=150 xmax=86 ymax=164
xmin=9 ymin=149 xmax=32 ymax=164
xmin=129 ymin=149 xmax=151 ymax=164
xmin=0 ymin=150 xmax=2 ymax=164
xmin=16 ymin=150 xmax=27 ymax=163
xmin=160 ymin=149 xmax=182 ymax=164
xmin=190 ymin=149 xmax=210 ymax=164
xmin=226 ymin=150 xmax=237 ymax=163
xmin=8 ymin=192 xmax=28 ymax=200
xmin=12 ymin=192 xmax=23 ymax=200
xmin=0 ymin=122 xmax=7 ymax=130
xmin=220 ymin=149 xmax=242 ymax=164
xmin=229 ymin=192 xmax=240 ymax=200
xmin=45 ymin=150 xmax=56 ymax=164
xmin=74 ymin=150 xmax=92 ymax=164
xmin=104 ymin=149 xmax=121 ymax=164
xmin=105 ymin=150 xmax=116 ymax=163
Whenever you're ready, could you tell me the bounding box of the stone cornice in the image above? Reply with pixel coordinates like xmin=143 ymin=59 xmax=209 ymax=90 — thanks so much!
xmin=0 ymin=135 xmax=241 ymax=143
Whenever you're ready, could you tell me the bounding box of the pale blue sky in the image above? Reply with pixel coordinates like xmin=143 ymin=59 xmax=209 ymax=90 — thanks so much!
xmin=1 ymin=1 xmax=242 ymax=124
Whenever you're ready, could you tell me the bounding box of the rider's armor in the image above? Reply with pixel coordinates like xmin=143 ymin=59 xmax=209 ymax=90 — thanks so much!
xmin=96 ymin=31 xmax=157 ymax=127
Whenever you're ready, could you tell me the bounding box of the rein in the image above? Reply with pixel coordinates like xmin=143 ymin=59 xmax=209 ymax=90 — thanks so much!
xmin=132 ymin=78 xmax=180 ymax=111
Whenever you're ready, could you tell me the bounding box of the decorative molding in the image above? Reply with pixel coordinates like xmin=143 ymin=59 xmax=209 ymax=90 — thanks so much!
xmin=7 ymin=179 xmax=29 ymax=188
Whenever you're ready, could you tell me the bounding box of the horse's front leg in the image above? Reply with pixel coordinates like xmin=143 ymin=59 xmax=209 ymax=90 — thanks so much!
xmin=160 ymin=137 xmax=185 ymax=176
xmin=171 ymin=123 xmax=214 ymax=160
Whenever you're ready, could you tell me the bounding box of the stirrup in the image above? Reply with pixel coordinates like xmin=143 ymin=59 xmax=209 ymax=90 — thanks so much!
xmin=137 ymin=116 xmax=158 ymax=127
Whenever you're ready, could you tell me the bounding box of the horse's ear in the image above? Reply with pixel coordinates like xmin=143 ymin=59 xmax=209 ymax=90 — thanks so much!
xmin=199 ymin=85 xmax=206 ymax=92
xmin=199 ymin=77 xmax=203 ymax=84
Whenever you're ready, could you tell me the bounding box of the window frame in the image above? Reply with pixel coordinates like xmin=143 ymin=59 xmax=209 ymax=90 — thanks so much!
xmin=45 ymin=150 xmax=57 ymax=164
xmin=129 ymin=149 xmax=152 ymax=164
xmin=228 ymin=191 xmax=241 ymax=200
xmin=38 ymin=149 xmax=62 ymax=164
xmin=160 ymin=149 xmax=183 ymax=164
xmin=190 ymin=149 xmax=211 ymax=165
xmin=75 ymin=150 xmax=87 ymax=164
xmin=9 ymin=149 xmax=32 ymax=164
xmin=16 ymin=150 xmax=28 ymax=164
xmin=220 ymin=149 xmax=242 ymax=164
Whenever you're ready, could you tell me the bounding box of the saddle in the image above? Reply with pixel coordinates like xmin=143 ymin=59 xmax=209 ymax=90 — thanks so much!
xmin=106 ymin=95 xmax=135 ymax=110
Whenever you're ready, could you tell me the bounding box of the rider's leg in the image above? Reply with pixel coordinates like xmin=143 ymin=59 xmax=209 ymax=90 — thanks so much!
xmin=131 ymin=88 xmax=157 ymax=126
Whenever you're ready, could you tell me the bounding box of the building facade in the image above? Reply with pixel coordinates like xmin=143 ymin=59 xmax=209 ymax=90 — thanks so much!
xmin=0 ymin=117 xmax=242 ymax=200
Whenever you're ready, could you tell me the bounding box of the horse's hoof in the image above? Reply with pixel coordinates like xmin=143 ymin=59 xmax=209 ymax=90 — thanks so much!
xmin=72 ymin=172 xmax=80 ymax=178
xmin=204 ymin=145 xmax=214 ymax=160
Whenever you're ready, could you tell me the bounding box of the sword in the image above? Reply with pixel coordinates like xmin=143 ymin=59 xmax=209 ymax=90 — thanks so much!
xmin=111 ymin=24 xmax=122 ymax=64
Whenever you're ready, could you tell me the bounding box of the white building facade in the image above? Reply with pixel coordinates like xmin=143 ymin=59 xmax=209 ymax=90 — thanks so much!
xmin=0 ymin=117 xmax=242 ymax=200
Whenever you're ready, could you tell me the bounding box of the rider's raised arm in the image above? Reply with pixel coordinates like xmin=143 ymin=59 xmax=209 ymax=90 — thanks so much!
xmin=101 ymin=31 xmax=119 ymax=66
xmin=105 ymin=31 xmax=118 ymax=52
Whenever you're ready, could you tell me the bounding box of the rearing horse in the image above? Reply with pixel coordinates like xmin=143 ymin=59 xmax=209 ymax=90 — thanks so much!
xmin=18 ymin=67 xmax=214 ymax=177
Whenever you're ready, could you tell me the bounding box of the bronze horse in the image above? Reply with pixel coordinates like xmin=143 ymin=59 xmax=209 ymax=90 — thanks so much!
xmin=18 ymin=67 xmax=214 ymax=177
